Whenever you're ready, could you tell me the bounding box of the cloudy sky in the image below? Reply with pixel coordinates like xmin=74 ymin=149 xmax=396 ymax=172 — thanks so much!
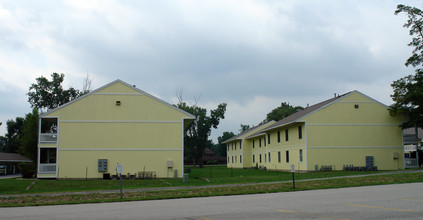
xmin=0 ymin=0 xmax=419 ymax=142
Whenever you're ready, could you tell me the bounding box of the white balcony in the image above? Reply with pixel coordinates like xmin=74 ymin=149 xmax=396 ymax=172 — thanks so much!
xmin=38 ymin=164 xmax=57 ymax=174
xmin=40 ymin=133 xmax=57 ymax=144
xmin=403 ymin=134 xmax=418 ymax=144
xmin=405 ymin=158 xmax=418 ymax=168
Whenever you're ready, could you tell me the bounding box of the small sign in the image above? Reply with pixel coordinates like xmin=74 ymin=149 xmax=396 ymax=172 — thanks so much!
xmin=116 ymin=163 xmax=123 ymax=174
xmin=290 ymin=164 xmax=295 ymax=173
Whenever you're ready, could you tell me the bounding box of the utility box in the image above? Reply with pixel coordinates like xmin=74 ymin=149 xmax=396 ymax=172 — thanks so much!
xmin=393 ymin=152 xmax=399 ymax=160
xmin=167 ymin=160 xmax=173 ymax=168
xmin=365 ymin=156 xmax=374 ymax=167
xmin=98 ymin=159 xmax=108 ymax=172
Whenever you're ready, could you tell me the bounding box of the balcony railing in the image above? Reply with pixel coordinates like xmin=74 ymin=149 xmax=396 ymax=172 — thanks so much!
xmin=404 ymin=144 xmax=417 ymax=152
xmin=40 ymin=133 xmax=57 ymax=144
xmin=405 ymin=158 xmax=418 ymax=168
xmin=403 ymin=134 xmax=418 ymax=144
xmin=38 ymin=164 xmax=57 ymax=174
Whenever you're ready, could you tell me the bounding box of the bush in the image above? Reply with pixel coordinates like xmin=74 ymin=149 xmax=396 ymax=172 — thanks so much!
xmin=206 ymin=160 xmax=219 ymax=165
xmin=19 ymin=162 xmax=36 ymax=178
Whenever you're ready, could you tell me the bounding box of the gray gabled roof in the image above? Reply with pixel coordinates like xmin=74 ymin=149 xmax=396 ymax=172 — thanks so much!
xmin=261 ymin=91 xmax=353 ymax=132
xmin=0 ymin=153 xmax=32 ymax=162
xmin=245 ymin=131 xmax=267 ymax=139
xmin=222 ymin=121 xmax=275 ymax=144
xmin=41 ymin=79 xmax=195 ymax=119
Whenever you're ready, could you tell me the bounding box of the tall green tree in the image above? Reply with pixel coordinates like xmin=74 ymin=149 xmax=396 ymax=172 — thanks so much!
xmin=177 ymin=101 xmax=227 ymax=168
xmin=390 ymin=5 xmax=423 ymax=129
xmin=0 ymin=117 xmax=25 ymax=153
xmin=217 ymin=131 xmax=235 ymax=157
xmin=18 ymin=109 xmax=39 ymax=165
xmin=264 ymin=102 xmax=304 ymax=123
xmin=0 ymin=110 xmax=38 ymax=176
xmin=27 ymin=73 xmax=82 ymax=111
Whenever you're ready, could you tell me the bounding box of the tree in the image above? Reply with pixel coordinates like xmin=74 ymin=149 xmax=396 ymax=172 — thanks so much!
xmin=0 ymin=117 xmax=25 ymax=153
xmin=264 ymin=102 xmax=304 ymax=123
xmin=0 ymin=110 xmax=38 ymax=176
xmin=18 ymin=109 xmax=39 ymax=164
xmin=176 ymin=100 xmax=227 ymax=168
xmin=390 ymin=70 xmax=423 ymax=128
xmin=82 ymin=73 xmax=93 ymax=95
xmin=395 ymin=5 xmax=423 ymax=68
xmin=217 ymin=131 xmax=235 ymax=157
xmin=27 ymin=73 xmax=82 ymax=111
xmin=390 ymin=5 xmax=423 ymax=129
xmin=239 ymin=124 xmax=251 ymax=133
xmin=16 ymin=109 xmax=39 ymax=178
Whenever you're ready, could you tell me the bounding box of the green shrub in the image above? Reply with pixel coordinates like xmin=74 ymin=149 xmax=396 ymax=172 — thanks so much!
xmin=19 ymin=162 xmax=36 ymax=178
xmin=206 ymin=160 xmax=219 ymax=165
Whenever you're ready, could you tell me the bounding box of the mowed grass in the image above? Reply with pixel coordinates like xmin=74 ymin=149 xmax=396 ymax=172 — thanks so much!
xmin=188 ymin=165 xmax=384 ymax=184
xmin=0 ymin=165 xmax=386 ymax=195
xmin=1 ymin=171 xmax=422 ymax=207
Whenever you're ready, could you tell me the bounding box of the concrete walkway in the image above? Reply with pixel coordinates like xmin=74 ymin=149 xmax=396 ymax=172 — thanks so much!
xmin=1 ymin=169 xmax=422 ymax=198
xmin=0 ymin=174 xmax=21 ymax=179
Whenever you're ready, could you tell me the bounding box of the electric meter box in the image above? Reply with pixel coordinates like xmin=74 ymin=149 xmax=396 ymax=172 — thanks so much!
xmin=98 ymin=159 xmax=108 ymax=172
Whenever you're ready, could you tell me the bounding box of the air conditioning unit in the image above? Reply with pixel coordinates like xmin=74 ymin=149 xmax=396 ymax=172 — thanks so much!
xmin=393 ymin=152 xmax=399 ymax=160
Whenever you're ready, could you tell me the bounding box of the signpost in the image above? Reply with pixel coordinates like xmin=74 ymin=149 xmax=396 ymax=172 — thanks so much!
xmin=117 ymin=163 xmax=123 ymax=199
xmin=291 ymin=164 xmax=295 ymax=189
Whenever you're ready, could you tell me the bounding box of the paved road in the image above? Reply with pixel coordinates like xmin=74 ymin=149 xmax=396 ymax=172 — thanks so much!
xmin=1 ymin=182 xmax=423 ymax=219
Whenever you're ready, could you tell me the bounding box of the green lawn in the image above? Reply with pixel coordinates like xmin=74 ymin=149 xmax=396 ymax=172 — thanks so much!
xmin=0 ymin=165 xmax=390 ymax=195
xmin=1 ymin=170 xmax=422 ymax=207
xmin=187 ymin=165 xmax=384 ymax=184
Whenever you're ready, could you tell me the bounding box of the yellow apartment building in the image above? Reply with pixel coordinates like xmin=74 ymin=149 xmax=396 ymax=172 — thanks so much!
xmin=224 ymin=121 xmax=275 ymax=168
xmin=37 ymin=80 xmax=194 ymax=179
xmin=228 ymin=91 xmax=406 ymax=171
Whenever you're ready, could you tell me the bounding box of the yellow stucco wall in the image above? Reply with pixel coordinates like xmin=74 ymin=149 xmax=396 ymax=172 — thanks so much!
xmin=307 ymin=147 xmax=403 ymax=170
xmin=58 ymin=150 xmax=182 ymax=178
xmin=250 ymin=136 xmax=267 ymax=168
xmin=47 ymin=94 xmax=188 ymax=121
xmin=227 ymin=140 xmax=243 ymax=168
xmin=303 ymin=97 xmax=399 ymax=125
xmin=307 ymin=125 xmax=402 ymax=147
xmin=38 ymin=81 xmax=191 ymax=179
xmin=59 ymin=122 xmax=182 ymax=149
xmin=37 ymin=173 xmax=57 ymax=178
xmin=96 ymin=82 xmax=140 ymax=94
xmin=242 ymin=139 xmax=252 ymax=167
